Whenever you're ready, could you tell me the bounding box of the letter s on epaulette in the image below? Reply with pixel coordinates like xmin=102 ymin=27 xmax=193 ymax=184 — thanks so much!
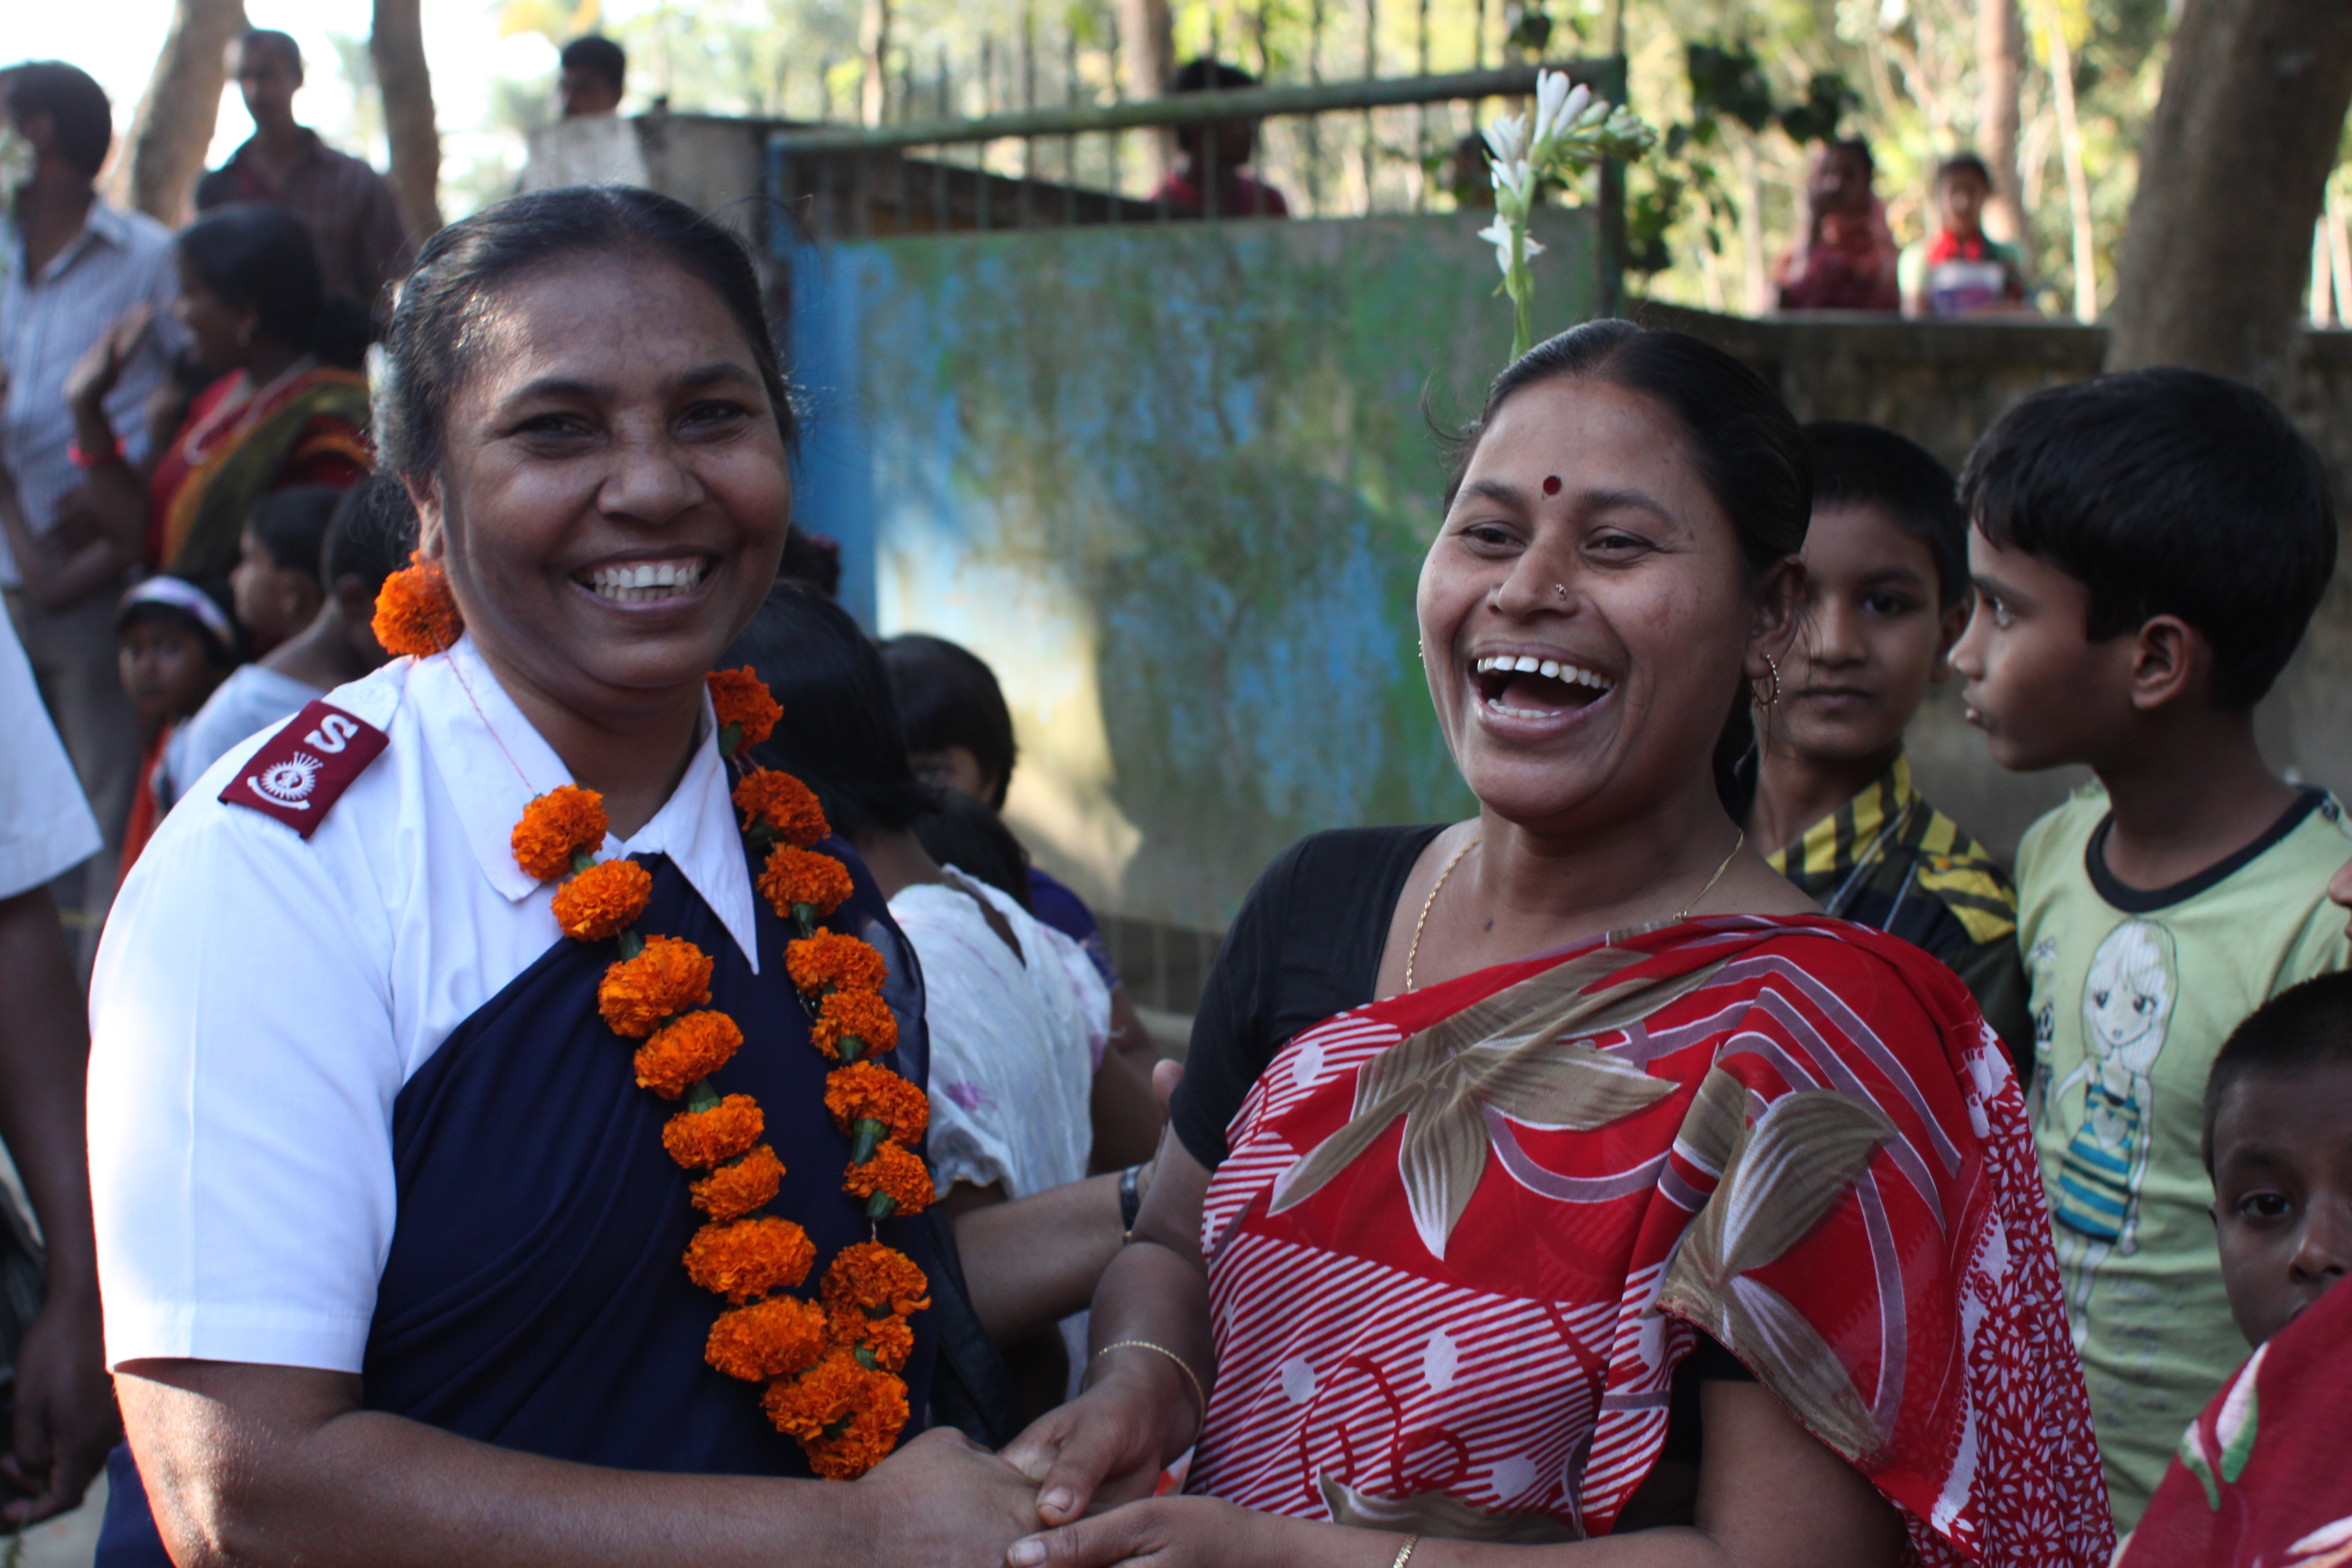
xmin=220 ymin=700 xmax=389 ymax=838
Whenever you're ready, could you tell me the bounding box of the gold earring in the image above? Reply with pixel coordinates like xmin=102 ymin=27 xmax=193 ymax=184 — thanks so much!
xmin=1753 ymin=653 xmax=1782 ymax=708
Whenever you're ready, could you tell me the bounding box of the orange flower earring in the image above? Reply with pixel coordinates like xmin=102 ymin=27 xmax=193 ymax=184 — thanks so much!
xmin=372 ymin=551 xmax=463 ymax=657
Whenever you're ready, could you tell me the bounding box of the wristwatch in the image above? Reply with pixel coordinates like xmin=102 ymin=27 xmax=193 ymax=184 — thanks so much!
xmin=1119 ymin=1163 xmax=1143 ymax=1241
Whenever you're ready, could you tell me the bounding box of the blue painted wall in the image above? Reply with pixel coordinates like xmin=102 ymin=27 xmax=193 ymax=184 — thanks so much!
xmin=785 ymin=210 xmax=1600 ymax=931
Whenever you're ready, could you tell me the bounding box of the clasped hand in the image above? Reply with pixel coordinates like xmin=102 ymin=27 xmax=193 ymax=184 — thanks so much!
xmin=990 ymin=1363 xmax=1256 ymax=1568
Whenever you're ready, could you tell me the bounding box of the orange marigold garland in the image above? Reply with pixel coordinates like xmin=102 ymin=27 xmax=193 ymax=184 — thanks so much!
xmin=632 ymin=1011 xmax=743 ymax=1097
xmin=599 ymin=936 xmax=717 ymax=1039
xmin=734 ymin=769 xmax=830 ymax=848
xmin=811 ymin=989 xmax=900 ymax=1062
xmin=690 ymin=1144 xmax=787 ymax=1221
xmin=685 ymin=1216 xmax=818 ymax=1302
xmin=519 ymin=669 xmax=928 ymax=1480
xmin=370 ymin=552 xmax=463 ymax=658
xmin=706 ymin=1296 xmax=829 ymax=1383
xmin=662 ymin=1094 xmax=766 ymax=1169
xmin=707 ymin=667 xmax=784 ymax=750
xmin=551 ymin=857 xmax=653 ymax=941
xmin=756 ymin=845 xmax=855 ymax=922
xmin=786 ymin=932 xmax=888 ymax=996
xmin=512 ymin=785 xmax=609 ymax=882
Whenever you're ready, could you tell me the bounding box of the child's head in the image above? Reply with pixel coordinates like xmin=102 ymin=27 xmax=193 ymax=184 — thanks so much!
xmin=323 ymin=472 xmax=416 ymax=665
xmin=1933 ymin=153 xmax=1993 ymax=239
xmin=116 ymin=576 xmax=235 ymax=725
xmin=1776 ymin=423 xmax=1969 ymax=768
xmin=2204 ymin=971 xmax=2352 ymax=1346
xmin=1950 ymin=369 xmax=2334 ymax=771
xmin=879 ymin=634 xmax=1017 ymax=812
xmin=231 ymin=485 xmax=342 ymax=650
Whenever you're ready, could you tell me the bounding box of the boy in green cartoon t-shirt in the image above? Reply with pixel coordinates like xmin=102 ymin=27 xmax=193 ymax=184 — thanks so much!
xmin=1951 ymin=369 xmax=2352 ymax=1529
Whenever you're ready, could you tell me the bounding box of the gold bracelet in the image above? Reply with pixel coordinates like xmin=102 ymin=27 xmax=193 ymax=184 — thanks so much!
xmin=1088 ymin=1339 xmax=1207 ymax=1439
xmin=1390 ymin=1533 xmax=1421 ymax=1568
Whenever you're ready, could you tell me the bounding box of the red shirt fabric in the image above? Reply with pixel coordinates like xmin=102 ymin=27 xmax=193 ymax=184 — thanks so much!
xmin=1145 ymin=169 xmax=1291 ymax=218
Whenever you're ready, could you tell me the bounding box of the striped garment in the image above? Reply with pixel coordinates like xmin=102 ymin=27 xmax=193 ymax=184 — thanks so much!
xmin=1766 ymin=753 xmax=2033 ymax=1072
xmin=1191 ymin=915 xmax=2113 ymax=1565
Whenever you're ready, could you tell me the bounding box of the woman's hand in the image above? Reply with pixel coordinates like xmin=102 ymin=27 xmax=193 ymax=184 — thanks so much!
xmin=1008 ymin=1496 xmax=1275 ymax=1568
xmin=856 ymin=1426 xmax=1045 ymax=1568
xmin=1002 ymin=1356 xmax=1188 ymax=1526
xmin=65 ymin=305 xmax=151 ymax=416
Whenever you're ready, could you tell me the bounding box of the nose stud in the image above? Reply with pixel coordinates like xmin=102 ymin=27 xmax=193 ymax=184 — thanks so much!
xmin=1554 ymin=584 xmax=1567 ymax=601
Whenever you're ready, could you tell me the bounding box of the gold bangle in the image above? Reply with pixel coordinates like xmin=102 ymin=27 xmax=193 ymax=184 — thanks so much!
xmin=1088 ymin=1339 xmax=1207 ymax=1439
xmin=1390 ymin=1533 xmax=1421 ymax=1568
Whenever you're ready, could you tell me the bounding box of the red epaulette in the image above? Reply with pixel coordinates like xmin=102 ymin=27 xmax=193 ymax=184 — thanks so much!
xmin=220 ymin=699 xmax=389 ymax=839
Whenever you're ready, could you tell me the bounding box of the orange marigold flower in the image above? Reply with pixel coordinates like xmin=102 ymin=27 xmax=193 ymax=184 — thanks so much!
xmin=811 ymin=989 xmax=898 ymax=1061
xmin=632 ymin=1010 xmax=742 ymax=1096
xmin=691 ymin=1144 xmax=786 ymax=1221
xmin=512 ymin=785 xmax=610 ymax=883
xmin=801 ymin=1375 xmax=911 ymax=1480
xmin=662 ymin=1094 xmax=766 ymax=1169
xmin=756 ymin=845 xmax=855 ymax=921
xmin=705 ymin=1296 xmax=828 ymax=1383
xmin=824 ymin=1062 xmax=928 ymax=1145
xmin=820 ymin=1241 xmax=931 ymax=1318
xmin=827 ymin=1303 xmax=915 ymax=1373
xmin=600 ymin=936 xmax=716 ymax=1040
xmin=370 ymin=553 xmax=463 ymax=658
xmin=683 ymin=1216 xmax=815 ymax=1303
xmin=707 ymin=668 xmax=784 ymax=748
xmin=734 ymin=770 xmax=830 ymax=848
xmin=786 ymin=932 xmax=887 ymax=997
xmin=844 ymin=1140 xmax=933 ymax=1216
xmin=764 ymin=1350 xmax=910 ymax=1478
xmin=551 ymin=857 xmax=653 ymax=942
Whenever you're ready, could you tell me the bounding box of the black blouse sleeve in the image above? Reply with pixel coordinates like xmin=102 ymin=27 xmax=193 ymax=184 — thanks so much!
xmin=1169 ymin=826 xmax=1443 ymax=1170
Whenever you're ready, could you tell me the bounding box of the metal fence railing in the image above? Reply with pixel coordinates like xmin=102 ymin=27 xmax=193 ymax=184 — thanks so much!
xmin=765 ymin=56 xmax=1629 ymax=308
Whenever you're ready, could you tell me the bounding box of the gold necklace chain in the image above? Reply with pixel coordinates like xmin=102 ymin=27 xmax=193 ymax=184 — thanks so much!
xmin=1404 ymin=834 xmax=1480 ymax=991
xmin=1404 ymin=827 xmax=1747 ymax=992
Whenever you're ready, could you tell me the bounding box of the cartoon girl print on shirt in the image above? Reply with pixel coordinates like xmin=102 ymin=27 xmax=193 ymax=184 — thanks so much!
xmin=2050 ymin=919 xmax=2179 ymax=1339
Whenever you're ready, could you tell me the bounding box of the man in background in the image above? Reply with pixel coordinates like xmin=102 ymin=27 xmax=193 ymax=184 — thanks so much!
xmin=558 ymin=35 xmax=627 ymax=119
xmin=196 ymin=29 xmax=414 ymax=311
xmin=0 ymin=61 xmax=181 ymax=965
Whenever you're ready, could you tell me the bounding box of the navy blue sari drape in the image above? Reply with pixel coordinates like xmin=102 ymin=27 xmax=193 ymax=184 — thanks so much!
xmin=99 ymin=839 xmax=934 ymax=1563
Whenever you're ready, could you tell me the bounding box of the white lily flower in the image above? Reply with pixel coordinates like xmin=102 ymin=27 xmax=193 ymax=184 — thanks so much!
xmin=1482 ymin=114 xmax=1528 ymax=167
xmin=1473 ymin=216 xmax=1544 ymax=275
xmin=1490 ymin=156 xmax=1534 ymax=204
xmin=1531 ymin=72 xmax=1572 ymax=146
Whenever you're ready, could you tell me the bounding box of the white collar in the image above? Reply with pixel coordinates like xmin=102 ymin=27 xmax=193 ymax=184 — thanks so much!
xmin=409 ymin=635 xmax=762 ymax=971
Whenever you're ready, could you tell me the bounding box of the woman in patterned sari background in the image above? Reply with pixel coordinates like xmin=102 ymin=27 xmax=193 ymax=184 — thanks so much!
xmin=999 ymin=321 xmax=2113 ymax=1568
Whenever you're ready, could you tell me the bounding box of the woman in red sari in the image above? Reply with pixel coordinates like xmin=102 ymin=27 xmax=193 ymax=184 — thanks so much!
xmin=1002 ymin=322 xmax=2112 ymax=1568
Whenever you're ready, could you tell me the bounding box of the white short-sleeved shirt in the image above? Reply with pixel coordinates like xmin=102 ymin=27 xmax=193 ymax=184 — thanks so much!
xmin=88 ymin=634 xmax=761 ymax=1373
xmin=0 ymin=611 xmax=102 ymax=898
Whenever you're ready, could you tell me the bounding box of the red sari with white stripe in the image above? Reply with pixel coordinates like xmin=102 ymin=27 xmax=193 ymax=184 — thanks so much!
xmin=1192 ymin=915 xmax=2112 ymax=1566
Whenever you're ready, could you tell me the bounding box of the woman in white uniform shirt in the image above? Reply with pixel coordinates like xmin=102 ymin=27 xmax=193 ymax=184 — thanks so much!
xmin=86 ymin=188 xmax=1037 ymax=1567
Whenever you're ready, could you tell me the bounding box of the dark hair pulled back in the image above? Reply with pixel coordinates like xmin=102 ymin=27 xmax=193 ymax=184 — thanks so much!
xmin=178 ymin=204 xmax=371 ymax=370
xmin=1443 ymin=319 xmax=1812 ymax=820
xmin=376 ymin=185 xmax=795 ymax=483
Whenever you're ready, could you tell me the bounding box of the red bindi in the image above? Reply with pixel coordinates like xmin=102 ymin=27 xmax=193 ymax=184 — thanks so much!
xmin=1543 ymin=475 xmax=1562 ymax=495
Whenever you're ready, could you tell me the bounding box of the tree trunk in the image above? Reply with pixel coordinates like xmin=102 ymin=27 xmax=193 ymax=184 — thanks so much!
xmin=2029 ymin=0 xmax=2099 ymax=321
xmin=372 ymin=0 xmax=442 ymax=238
xmin=112 ymin=0 xmax=248 ymax=225
xmin=1116 ymin=0 xmax=1174 ymax=96
xmin=2105 ymin=0 xmax=2352 ymax=393
xmin=860 ymin=0 xmax=892 ymax=126
xmin=1976 ymin=0 xmax=2027 ymax=244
